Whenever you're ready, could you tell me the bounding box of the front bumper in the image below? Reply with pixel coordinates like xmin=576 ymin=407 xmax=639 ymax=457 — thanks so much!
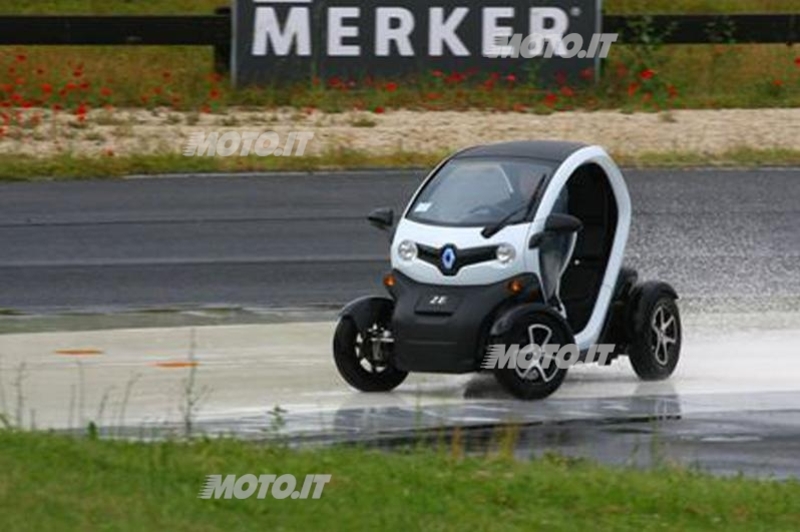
xmin=387 ymin=270 xmax=540 ymax=373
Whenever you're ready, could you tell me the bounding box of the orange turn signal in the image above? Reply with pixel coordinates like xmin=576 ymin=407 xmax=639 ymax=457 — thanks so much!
xmin=507 ymin=278 xmax=524 ymax=294
xmin=383 ymin=273 xmax=396 ymax=288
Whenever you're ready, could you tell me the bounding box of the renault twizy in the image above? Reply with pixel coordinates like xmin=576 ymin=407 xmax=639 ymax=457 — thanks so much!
xmin=333 ymin=141 xmax=681 ymax=399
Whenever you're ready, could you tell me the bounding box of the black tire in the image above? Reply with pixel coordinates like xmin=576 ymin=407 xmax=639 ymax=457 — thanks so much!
xmin=493 ymin=312 xmax=570 ymax=400
xmin=629 ymin=287 xmax=681 ymax=381
xmin=333 ymin=317 xmax=408 ymax=392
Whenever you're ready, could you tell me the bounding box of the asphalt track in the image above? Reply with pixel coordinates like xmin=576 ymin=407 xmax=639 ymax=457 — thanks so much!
xmin=1 ymin=168 xmax=800 ymax=477
xmin=0 ymin=167 xmax=799 ymax=313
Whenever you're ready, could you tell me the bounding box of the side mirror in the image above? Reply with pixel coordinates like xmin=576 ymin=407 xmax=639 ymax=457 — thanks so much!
xmin=529 ymin=214 xmax=582 ymax=249
xmin=367 ymin=207 xmax=394 ymax=231
xmin=544 ymin=213 xmax=583 ymax=234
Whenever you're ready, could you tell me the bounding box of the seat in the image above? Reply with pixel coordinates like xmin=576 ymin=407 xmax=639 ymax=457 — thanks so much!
xmin=559 ymin=165 xmax=618 ymax=333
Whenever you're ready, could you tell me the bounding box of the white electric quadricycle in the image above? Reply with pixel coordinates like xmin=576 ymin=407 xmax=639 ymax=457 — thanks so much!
xmin=333 ymin=141 xmax=681 ymax=399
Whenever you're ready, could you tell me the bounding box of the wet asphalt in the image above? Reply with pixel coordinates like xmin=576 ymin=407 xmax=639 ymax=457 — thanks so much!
xmin=1 ymin=168 xmax=800 ymax=478
xmin=0 ymin=167 xmax=798 ymax=313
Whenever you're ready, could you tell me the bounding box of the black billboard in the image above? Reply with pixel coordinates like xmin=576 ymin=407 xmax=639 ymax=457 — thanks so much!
xmin=233 ymin=0 xmax=602 ymax=85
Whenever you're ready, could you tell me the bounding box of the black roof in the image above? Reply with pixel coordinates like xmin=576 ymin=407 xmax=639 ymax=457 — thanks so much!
xmin=453 ymin=141 xmax=587 ymax=164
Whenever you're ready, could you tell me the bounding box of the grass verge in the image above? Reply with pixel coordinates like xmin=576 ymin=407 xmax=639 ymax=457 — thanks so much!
xmin=5 ymin=0 xmax=799 ymax=15
xmin=0 ymin=2 xmax=798 ymax=113
xmin=0 ymin=151 xmax=446 ymax=181
xmin=0 ymin=147 xmax=798 ymax=181
xmin=0 ymin=431 xmax=799 ymax=531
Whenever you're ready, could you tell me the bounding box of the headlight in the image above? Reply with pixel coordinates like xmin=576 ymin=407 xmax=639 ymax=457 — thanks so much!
xmin=496 ymin=243 xmax=516 ymax=264
xmin=397 ymin=240 xmax=418 ymax=261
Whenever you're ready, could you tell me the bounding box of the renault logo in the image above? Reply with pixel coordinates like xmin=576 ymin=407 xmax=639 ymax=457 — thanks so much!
xmin=441 ymin=245 xmax=457 ymax=271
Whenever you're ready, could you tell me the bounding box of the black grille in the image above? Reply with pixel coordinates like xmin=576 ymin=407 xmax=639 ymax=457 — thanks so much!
xmin=417 ymin=243 xmax=498 ymax=276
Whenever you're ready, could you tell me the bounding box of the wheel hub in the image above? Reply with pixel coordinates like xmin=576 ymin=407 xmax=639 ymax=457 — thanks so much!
xmin=515 ymin=323 xmax=560 ymax=383
xmin=651 ymin=305 xmax=677 ymax=366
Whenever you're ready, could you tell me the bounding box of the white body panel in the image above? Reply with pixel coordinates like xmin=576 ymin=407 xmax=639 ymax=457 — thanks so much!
xmin=391 ymin=144 xmax=631 ymax=351
xmin=391 ymin=220 xmax=537 ymax=286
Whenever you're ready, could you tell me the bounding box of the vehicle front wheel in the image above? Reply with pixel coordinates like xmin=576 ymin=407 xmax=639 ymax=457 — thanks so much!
xmin=628 ymin=286 xmax=682 ymax=381
xmin=492 ymin=311 xmax=570 ymax=400
xmin=333 ymin=317 xmax=408 ymax=392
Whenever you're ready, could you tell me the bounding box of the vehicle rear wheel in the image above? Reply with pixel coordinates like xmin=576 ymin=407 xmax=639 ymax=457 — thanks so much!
xmin=492 ymin=312 xmax=570 ymax=400
xmin=629 ymin=287 xmax=681 ymax=381
xmin=333 ymin=317 xmax=408 ymax=392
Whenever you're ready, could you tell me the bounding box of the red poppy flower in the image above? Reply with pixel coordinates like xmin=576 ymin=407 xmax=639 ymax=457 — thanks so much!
xmin=543 ymin=93 xmax=558 ymax=107
xmin=627 ymin=82 xmax=640 ymax=97
xmin=667 ymin=85 xmax=678 ymax=98
xmin=795 ymin=57 xmax=800 ymax=67
xmin=505 ymin=74 xmax=517 ymax=82
xmin=772 ymin=79 xmax=784 ymax=87
xmin=560 ymin=86 xmax=575 ymax=98
xmin=16 ymin=54 xmax=26 ymax=62
xmin=41 ymin=83 xmax=53 ymax=94
xmin=100 ymin=87 xmax=112 ymax=97
xmin=579 ymin=67 xmax=594 ymax=81
xmin=640 ymin=69 xmax=655 ymax=81
xmin=431 ymin=70 xmax=444 ymax=78
xmin=384 ymin=82 xmax=398 ymax=92
xmin=372 ymin=106 xmax=385 ymax=114
xmin=445 ymin=72 xmax=466 ymax=84
xmin=209 ymin=88 xmax=221 ymax=100
xmin=426 ymin=92 xmax=441 ymax=101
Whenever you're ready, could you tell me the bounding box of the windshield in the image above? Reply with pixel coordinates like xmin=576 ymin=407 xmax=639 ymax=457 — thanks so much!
xmin=406 ymin=158 xmax=554 ymax=227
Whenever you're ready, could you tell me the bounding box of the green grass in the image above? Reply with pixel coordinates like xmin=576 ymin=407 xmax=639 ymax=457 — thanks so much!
xmin=0 ymin=150 xmax=446 ymax=181
xmin=1 ymin=0 xmax=798 ymax=15
xmin=0 ymin=147 xmax=798 ymax=181
xmin=0 ymin=430 xmax=799 ymax=531
xmin=0 ymin=1 xmax=797 ymax=113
